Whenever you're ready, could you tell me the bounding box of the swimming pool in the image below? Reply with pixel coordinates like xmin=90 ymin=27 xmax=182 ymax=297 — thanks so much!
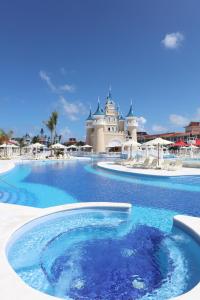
xmin=1 ymin=160 xmax=200 ymax=216
xmin=2 ymin=159 xmax=200 ymax=299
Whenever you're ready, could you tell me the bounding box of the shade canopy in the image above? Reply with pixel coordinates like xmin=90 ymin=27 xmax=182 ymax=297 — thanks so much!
xmin=144 ymin=137 xmax=172 ymax=146
xmin=194 ymin=139 xmax=200 ymax=146
xmin=106 ymin=140 xmax=123 ymax=148
xmin=27 ymin=143 xmax=46 ymax=148
xmin=51 ymin=143 xmax=66 ymax=149
xmin=171 ymin=140 xmax=188 ymax=147
xmin=0 ymin=143 xmax=19 ymax=148
xmin=123 ymin=140 xmax=141 ymax=147
xmin=67 ymin=145 xmax=78 ymax=149
xmin=80 ymin=144 xmax=93 ymax=148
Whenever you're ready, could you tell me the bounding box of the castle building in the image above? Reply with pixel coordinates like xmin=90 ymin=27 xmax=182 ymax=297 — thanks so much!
xmin=85 ymin=90 xmax=138 ymax=153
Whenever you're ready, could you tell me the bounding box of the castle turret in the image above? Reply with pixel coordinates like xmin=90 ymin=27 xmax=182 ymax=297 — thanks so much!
xmin=93 ymin=100 xmax=105 ymax=153
xmin=126 ymin=102 xmax=138 ymax=141
xmin=118 ymin=113 xmax=125 ymax=132
xmin=85 ymin=108 xmax=93 ymax=145
xmin=105 ymin=89 xmax=117 ymax=116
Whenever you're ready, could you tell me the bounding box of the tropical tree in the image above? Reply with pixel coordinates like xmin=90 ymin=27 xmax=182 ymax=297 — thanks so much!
xmin=44 ymin=111 xmax=58 ymax=155
xmin=0 ymin=129 xmax=14 ymax=156
xmin=52 ymin=111 xmax=58 ymax=143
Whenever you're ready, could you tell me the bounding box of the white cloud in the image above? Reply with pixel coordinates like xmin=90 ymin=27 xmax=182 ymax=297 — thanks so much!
xmin=169 ymin=114 xmax=189 ymax=126
xmin=39 ymin=70 xmax=56 ymax=92
xmin=161 ymin=32 xmax=184 ymax=49
xmin=39 ymin=70 xmax=75 ymax=93
xmin=59 ymin=84 xmax=75 ymax=93
xmin=152 ymin=124 xmax=167 ymax=132
xmin=59 ymin=96 xmax=87 ymax=121
xmin=137 ymin=116 xmax=147 ymax=131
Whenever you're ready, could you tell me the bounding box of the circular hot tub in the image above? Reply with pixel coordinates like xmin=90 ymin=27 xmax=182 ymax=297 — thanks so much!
xmin=6 ymin=205 xmax=200 ymax=300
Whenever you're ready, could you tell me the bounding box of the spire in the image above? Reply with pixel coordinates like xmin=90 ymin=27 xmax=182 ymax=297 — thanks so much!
xmin=86 ymin=106 xmax=93 ymax=121
xmin=93 ymin=98 xmax=104 ymax=115
xmin=108 ymin=85 xmax=112 ymax=98
xmin=126 ymin=100 xmax=134 ymax=117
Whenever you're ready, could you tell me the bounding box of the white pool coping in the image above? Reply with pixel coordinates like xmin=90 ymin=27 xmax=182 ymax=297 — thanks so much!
xmin=0 ymin=160 xmax=15 ymax=174
xmin=97 ymin=161 xmax=200 ymax=177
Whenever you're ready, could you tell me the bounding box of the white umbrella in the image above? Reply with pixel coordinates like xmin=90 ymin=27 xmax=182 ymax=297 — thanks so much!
xmin=0 ymin=143 xmax=19 ymax=148
xmin=143 ymin=138 xmax=172 ymax=166
xmin=143 ymin=137 xmax=172 ymax=146
xmin=122 ymin=140 xmax=141 ymax=159
xmin=67 ymin=145 xmax=78 ymax=149
xmin=27 ymin=143 xmax=45 ymax=148
xmin=123 ymin=140 xmax=141 ymax=147
xmin=80 ymin=144 xmax=92 ymax=148
xmin=51 ymin=143 xmax=66 ymax=149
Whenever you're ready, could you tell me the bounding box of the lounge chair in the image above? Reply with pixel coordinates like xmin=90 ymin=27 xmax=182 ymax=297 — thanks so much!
xmin=131 ymin=157 xmax=152 ymax=168
xmin=167 ymin=160 xmax=183 ymax=171
xmin=161 ymin=160 xmax=182 ymax=171
xmin=145 ymin=158 xmax=159 ymax=169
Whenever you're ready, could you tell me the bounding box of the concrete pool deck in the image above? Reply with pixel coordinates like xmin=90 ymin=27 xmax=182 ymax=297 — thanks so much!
xmin=97 ymin=161 xmax=200 ymax=177
xmin=0 ymin=160 xmax=15 ymax=174
xmin=0 ymin=202 xmax=199 ymax=299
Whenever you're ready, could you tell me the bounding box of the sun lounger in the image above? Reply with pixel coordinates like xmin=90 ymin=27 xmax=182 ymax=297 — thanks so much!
xmin=167 ymin=160 xmax=183 ymax=171
xmin=161 ymin=160 xmax=182 ymax=171
xmin=130 ymin=157 xmax=152 ymax=168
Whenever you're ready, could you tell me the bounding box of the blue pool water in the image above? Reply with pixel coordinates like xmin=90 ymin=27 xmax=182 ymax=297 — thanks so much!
xmin=7 ymin=208 xmax=200 ymax=300
xmin=2 ymin=159 xmax=200 ymax=299
xmin=1 ymin=160 xmax=200 ymax=215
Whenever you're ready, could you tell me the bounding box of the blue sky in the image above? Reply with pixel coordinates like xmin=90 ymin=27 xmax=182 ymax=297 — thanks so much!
xmin=1 ymin=0 xmax=200 ymax=140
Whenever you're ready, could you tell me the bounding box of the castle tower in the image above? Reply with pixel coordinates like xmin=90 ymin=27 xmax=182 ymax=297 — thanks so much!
xmin=93 ymin=100 xmax=105 ymax=153
xmin=126 ymin=102 xmax=138 ymax=141
xmin=105 ymin=89 xmax=117 ymax=116
xmin=118 ymin=113 xmax=125 ymax=132
xmin=85 ymin=108 xmax=93 ymax=145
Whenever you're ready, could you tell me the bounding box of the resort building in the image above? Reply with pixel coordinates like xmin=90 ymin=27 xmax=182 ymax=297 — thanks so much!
xmin=137 ymin=122 xmax=200 ymax=144
xmin=85 ymin=90 xmax=138 ymax=153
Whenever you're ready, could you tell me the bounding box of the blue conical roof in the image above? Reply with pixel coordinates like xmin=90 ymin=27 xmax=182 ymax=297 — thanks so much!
xmin=126 ymin=103 xmax=134 ymax=117
xmin=93 ymin=100 xmax=104 ymax=115
xmin=119 ymin=113 xmax=125 ymax=120
xmin=86 ymin=108 xmax=93 ymax=121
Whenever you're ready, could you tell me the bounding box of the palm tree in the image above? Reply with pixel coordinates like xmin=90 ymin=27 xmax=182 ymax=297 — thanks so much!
xmin=52 ymin=111 xmax=58 ymax=143
xmin=44 ymin=112 xmax=58 ymax=155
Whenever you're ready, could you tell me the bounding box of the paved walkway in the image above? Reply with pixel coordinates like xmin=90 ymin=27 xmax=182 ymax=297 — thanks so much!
xmin=97 ymin=161 xmax=200 ymax=177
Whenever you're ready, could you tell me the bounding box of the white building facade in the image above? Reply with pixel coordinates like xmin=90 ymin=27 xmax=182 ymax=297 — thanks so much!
xmin=85 ymin=90 xmax=138 ymax=153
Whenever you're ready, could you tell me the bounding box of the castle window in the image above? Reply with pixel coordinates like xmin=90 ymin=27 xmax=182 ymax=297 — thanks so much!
xmin=108 ymin=127 xmax=111 ymax=132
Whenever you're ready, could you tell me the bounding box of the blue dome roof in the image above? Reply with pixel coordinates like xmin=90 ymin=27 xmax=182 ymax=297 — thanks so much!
xmin=93 ymin=101 xmax=104 ymax=116
xmin=126 ymin=103 xmax=134 ymax=117
xmin=86 ymin=108 xmax=93 ymax=121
